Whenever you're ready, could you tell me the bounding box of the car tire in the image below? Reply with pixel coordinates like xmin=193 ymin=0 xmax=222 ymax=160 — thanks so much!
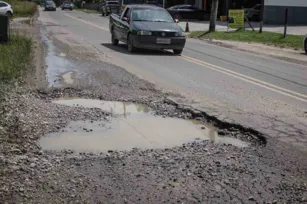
xmin=111 ymin=33 xmax=119 ymax=46
xmin=6 ymin=11 xmax=12 ymax=18
xmin=127 ymin=34 xmax=135 ymax=53
xmin=304 ymin=38 xmax=307 ymax=54
xmin=173 ymin=13 xmax=181 ymax=20
xmin=173 ymin=49 xmax=183 ymax=55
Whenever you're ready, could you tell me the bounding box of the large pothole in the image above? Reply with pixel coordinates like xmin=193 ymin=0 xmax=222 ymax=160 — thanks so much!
xmin=39 ymin=99 xmax=249 ymax=153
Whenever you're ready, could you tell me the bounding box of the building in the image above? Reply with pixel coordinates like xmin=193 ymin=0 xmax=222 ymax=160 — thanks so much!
xmin=264 ymin=0 xmax=307 ymax=25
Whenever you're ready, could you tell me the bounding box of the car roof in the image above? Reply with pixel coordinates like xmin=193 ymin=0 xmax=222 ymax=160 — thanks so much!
xmin=0 ymin=1 xmax=9 ymax=4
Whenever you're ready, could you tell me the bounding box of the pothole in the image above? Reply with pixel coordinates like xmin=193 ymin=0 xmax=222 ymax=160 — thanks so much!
xmin=39 ymin=99 xmax=249 ymax=153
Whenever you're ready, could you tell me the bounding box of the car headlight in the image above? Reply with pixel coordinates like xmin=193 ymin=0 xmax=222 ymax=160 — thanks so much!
xmin=175 ymin=32 xmax=185 ymax=37
xmin=137 ymin=31 xmax=152 ymax=36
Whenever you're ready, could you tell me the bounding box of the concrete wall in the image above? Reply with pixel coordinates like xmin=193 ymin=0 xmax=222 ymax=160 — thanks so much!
xmin=264 ymin=5 xmax=307 ymax=25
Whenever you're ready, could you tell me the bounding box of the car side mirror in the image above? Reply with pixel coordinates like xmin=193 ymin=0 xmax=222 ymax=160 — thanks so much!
xmin=122 ymin=17 xmax=130 ymax=23
xmin=175 ymin=19 xmax=179 ymax=23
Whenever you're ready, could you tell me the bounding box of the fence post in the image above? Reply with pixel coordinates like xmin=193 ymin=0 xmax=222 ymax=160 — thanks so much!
xmin=283 ymin=8 xmax=288 ymax=38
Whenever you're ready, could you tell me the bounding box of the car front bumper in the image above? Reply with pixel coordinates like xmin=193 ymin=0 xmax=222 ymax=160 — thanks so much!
xmin=132 ymin=35 xmax=186 ymax=50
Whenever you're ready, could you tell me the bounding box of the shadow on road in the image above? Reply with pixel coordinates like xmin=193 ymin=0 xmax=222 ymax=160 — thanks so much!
xmin=101 ymin=43 xmax=177 ymax=56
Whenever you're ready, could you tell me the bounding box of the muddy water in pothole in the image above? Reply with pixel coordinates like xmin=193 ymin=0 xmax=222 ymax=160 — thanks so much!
xmin=40 ymin=99 xmax=248 ymax=153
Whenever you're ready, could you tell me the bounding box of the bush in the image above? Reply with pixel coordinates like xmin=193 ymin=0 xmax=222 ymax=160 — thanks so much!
xmin=6 ymin=0 xmax=37 ymax=17
xmin=0 ymin=35 xmax=32 ymax=81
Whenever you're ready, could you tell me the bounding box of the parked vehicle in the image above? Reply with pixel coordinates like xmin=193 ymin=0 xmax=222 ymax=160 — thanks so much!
xmin=304 ymin=35 xmax=307 ymax=54
xmin=167 ymin=4 xmax=208 ymax=21
xmin=109 ymin=5 xmax=186 ymax=54
xmin=0 ymin=14 xmax=10 ymax=42
xmin=45 ymin=1 xmax=56 ymax=11
xmin=0 ymin=1 xmax=13 ymax=17
xmin=245 ymin=4 xmax=260 ymax=21
xmin=101 ymin=1 xmax=120 ymax=16
xmin=61 ymin=2 xmax=73 ymax=10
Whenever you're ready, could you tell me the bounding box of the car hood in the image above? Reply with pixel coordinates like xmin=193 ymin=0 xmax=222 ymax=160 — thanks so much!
xmin=132 ymin=21 xmax=183 ymax=32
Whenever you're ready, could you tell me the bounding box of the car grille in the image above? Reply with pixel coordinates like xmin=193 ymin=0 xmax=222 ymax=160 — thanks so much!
xmin=151 ymin=32 xmax=176 ymax=37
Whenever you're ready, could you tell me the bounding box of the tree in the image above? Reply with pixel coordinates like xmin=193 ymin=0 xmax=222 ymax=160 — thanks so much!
xmin=209 ymin=0 xmax=219 ymax=32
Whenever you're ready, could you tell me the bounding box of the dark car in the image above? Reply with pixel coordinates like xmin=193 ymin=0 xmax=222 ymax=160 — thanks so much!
xmin=167 ymin=4 xmax=208 ymax=21
xmin=101 ymin=1 xmax=120 ymax=16
xmin=45 ymin=1 xmax=56 ymax=11
xmin=61 ymin=2 xmax=73 ymax=10
xmin=109 ymin=5 xmax=186 ymax=54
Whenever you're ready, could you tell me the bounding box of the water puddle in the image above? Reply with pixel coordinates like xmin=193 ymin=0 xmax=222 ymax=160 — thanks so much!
xmin=40 ymin=99 xmax=248 ymax=153
xmin=53 ymin=98 xmax=151 ymax=115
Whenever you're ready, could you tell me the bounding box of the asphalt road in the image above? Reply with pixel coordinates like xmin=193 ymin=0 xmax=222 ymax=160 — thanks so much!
xmin=39 ymin=9 xmax=307 ymax=150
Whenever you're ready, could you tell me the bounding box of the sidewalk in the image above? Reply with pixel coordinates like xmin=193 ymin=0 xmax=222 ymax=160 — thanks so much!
xmin=178 ymin=21 xmax=307 ymax=36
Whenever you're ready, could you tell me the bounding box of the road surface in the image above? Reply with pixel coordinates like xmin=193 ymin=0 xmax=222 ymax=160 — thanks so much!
xmin=39 ymin=9 xmax=307 ymax=150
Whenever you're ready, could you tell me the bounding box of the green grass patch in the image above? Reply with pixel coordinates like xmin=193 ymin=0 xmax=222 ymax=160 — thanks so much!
xmin=75 ymin=8 xmax=100 ymax=14
xmin=0 ymin=35 xmax=32 ymax=81
xmin=6 ymin=0 xmax=37 ymax=17
xmin=189 ymin=30 xmax=304 ymax=49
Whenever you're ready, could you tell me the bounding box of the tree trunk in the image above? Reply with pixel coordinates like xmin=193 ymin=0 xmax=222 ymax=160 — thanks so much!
xmin=209 ymin=0 xmax=219 ymax=32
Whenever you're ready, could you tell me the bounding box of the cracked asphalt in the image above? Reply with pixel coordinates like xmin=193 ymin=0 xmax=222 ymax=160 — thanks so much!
xmin=38 ymin=8 xmax=307 ymax=150
xmin=0 ymin=8 xmax=307 ymax=204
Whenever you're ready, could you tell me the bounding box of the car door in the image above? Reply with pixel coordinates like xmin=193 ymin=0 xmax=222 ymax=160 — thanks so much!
xmin=179 ymin=6 xmax=194 ymax=19
xmin=0 ymin=2 xmax=8 ymax=15
xmin=116 ymin=7 xmax=130 ymax=42
xmin=120 ymin=7 xmax=131 ymax=43
xmin=190 ymin=6 xmax=205 ymax=20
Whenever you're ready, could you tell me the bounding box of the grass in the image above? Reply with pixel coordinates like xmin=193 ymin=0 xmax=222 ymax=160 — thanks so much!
xmin=6 ymin=0 xmax=37 ymax=17
xmin=189 ymin=30 xmax=304 ymax=49
xmin=0 ymin=35 xmax=32 ymax=81
xmin=75 ymin=8 xmax=100 ymax=14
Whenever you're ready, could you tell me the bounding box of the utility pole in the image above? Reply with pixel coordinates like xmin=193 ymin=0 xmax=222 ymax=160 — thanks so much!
xmin=209 ymin=0 xmax=219 ymax=32
xmin=259 ymin=0 xmax=264 ymax=33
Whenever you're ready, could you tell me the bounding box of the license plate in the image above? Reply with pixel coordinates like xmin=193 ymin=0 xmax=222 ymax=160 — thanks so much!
xmin=157 ymin=38 xmax=171 ymax=44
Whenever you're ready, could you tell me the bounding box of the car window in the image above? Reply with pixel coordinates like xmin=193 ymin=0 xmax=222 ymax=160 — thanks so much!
xmin=0 ymin=2 xmax=8 ymax=7
xmin=131 ymin=8 xmax=174 ymax=22
xmin=123 ymin=8 xmax=131 ymax=18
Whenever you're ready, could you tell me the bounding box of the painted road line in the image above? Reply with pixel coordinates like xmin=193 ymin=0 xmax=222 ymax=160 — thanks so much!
xmin=181 ymin=56 xmax=307 ymax=103
xmin=64 ymin=13 xmax=108 ymax=31
xmin=64 ymin=14 xmax=307 ymax=103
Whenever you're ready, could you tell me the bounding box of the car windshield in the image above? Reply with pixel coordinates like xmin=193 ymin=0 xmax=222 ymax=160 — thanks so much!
xmin=131 ymin=8 xmax=174 ymax=22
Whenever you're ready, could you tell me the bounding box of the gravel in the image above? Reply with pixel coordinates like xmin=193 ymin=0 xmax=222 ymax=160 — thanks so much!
xmin=1 ymin=18 xmax=307 ymax=204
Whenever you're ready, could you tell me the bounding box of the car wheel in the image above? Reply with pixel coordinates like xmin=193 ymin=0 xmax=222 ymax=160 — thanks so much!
xmin=304 ymin=38 xmax=307 ymax=54
xmin=127 ymin=34 xmax=135 ymax=53
xmin=111 ymin=33 xmax=119 ymax=46
xmin=6 ymin=11 xmax=12 ymax=18
xmin=173 ymin=13 xmax=181 ymax=20
xmin=173 ymin=49 xmax=183 ymax=55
